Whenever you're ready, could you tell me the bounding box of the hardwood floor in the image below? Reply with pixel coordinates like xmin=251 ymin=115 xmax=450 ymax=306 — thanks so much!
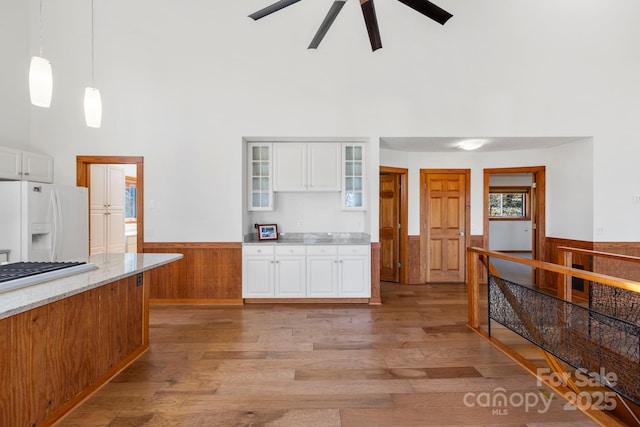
xmin=58 ymin=283 xmax=598 ymax=426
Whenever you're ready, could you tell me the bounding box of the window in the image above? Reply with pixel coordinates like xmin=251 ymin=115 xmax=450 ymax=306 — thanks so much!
xmin=125 ymin=176 xmax=137 ymax=222
xmin=489 ymin=186 xmax=531 ymax=219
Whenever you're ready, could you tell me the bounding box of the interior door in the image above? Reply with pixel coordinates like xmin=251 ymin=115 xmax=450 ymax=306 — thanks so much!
xmin=379 ymin=174 xmax=400 ymax=282
xmin=421 ymin=171 xmax=468 ymax=283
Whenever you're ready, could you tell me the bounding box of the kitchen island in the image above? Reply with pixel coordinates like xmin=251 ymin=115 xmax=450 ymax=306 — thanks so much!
xmin=0 ymin=253 xmax=182 ymax=427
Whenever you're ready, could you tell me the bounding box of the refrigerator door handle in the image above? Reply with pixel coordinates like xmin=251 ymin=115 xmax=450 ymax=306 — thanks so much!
xmin=51 ymin=188 xmax=62 ymax=262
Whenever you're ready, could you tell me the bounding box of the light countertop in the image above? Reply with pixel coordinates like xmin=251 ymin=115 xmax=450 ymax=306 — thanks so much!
xmin=0 ymin=253 xmax=182 ymax=320
xmin=243 ymin=232 xmax=370 ymax=246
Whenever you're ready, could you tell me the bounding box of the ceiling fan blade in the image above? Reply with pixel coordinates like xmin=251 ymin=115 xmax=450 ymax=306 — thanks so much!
xmin=249 ymin=0 xmax=302 ymax=21
xmin=360 ymin=0 xmax=382 ymax=51
xmin=308 ymin=0 xmax=346 ymax=49
xmin=396 ymin=0 xmax=452 ymax=25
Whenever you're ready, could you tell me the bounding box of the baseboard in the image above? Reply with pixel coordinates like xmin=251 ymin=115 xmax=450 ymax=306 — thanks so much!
xmin=150 ymin=299 xmax=244 ymax=305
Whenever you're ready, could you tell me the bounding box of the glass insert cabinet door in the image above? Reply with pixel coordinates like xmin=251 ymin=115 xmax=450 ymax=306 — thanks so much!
xmin=342 ymin=144 xmax=365 ymax=209
xmin=248 ymin=143 xmax=273 ymax=211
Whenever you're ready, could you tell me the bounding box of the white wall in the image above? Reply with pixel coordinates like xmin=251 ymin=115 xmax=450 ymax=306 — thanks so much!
xmin=0 ymin=0 xmax=29 ymax=148
xmin=6 ymin=0 xmax=639 ymax=242
xmin=547 ymin=138 xmax=594 ymax=241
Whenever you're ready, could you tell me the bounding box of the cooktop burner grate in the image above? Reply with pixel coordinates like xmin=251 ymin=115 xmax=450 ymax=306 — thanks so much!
xmin=0 ymin=261 xmax=97 ymax=294
xmin=0 ymin=262 xmax=87 ymax=283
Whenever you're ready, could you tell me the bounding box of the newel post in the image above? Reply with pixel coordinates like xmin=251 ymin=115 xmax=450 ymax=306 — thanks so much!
xmin=467 ymin=248 xmax=480 ymax=329
xmin=557 ymin=249 xmax=573 ymax=302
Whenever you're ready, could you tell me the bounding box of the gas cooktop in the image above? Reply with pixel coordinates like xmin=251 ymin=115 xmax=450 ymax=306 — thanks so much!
xmin=0 ymin=261 xmax=97 ymax=294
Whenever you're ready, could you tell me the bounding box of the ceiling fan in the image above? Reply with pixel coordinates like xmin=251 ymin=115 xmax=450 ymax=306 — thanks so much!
xmin=249 ymin=0 xmax=453 ymax=51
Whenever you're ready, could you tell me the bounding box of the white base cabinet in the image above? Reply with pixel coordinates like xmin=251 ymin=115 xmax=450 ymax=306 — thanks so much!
xmin=274 ymin=246 xmax=306 ymax=297
xmin=307 ymin=245 xmax=371 ymax=298
xmin=243 ymin=245 xmax=307 ymax=298
xmin=307 ymin=246 xmax=338 ymax=297
xmin=243 ymin=244 xmax=370 ymax=299
xmin=243 ymin=246 xmax=275 ymax=298
xmin=338 ymin=246 xmax=371 ymax=297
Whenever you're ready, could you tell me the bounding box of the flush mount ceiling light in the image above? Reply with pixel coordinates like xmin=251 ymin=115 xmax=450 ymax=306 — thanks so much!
xmin=29 ymin=0 xmax=53 ymax=107
xmin=84 ymin=0 xmax=102 ymax=128
xmin=249 ymin=0 xmax=453 ymax=51
xmin=456 ymin=139 xmax=486 ymax=151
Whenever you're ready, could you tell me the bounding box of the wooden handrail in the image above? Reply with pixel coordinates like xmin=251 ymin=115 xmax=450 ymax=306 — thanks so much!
xmin=467 ymin=247 xmax=640 ymax=294
xmin=557 ymin=246 xmax=640 ymax=264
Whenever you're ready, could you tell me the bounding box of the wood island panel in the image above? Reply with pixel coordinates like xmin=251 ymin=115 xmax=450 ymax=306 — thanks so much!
xmin=0 ymin=275 xmax=146 ymax=427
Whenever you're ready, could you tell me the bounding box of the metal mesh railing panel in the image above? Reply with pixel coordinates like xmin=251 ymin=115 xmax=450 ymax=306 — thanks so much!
xmin=489 ymin=274 xmax=640 ymax=405
xmin=590 ymin=281 xmax=640 ymax=327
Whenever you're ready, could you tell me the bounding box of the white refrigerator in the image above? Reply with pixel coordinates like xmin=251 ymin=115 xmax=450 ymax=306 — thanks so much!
xmin=0 ymin=181 xmax=89 ymax=263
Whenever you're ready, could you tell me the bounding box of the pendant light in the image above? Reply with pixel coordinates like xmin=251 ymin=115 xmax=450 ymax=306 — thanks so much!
xmin=29 ymin=0 xmax=53 ymax=107
xmin=84 ymin=0 xmax=102 ymax=128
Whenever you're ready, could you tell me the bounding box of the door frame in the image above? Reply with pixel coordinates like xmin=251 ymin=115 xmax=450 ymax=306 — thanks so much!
xmin=76 ymin=156 xmax=144 ymax=253
xmin=483 ymin=166 xmax=546 ymax=285
xmin=379 ymin=166 xmax=408 ymax=284
xmin=420 ymin=169 xmax=471 ymax=283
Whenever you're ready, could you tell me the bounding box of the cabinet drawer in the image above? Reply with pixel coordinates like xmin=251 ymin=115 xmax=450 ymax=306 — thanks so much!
xmin=306 ymin=245 xmax=337 ymax=256
xmin=338 ymin=245 xmax=370 ymax=256
xmin=243 ymin=245 xmax=275 ymax=256
xmin=275 ymin=245 xmax=306 ymax=256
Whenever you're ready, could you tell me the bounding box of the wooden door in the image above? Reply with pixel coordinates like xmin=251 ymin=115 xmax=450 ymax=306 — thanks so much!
xmin=421 ymin=171 xmax=468 ymax=283
xmin=379 ymin=174 xmax=400 ymax=282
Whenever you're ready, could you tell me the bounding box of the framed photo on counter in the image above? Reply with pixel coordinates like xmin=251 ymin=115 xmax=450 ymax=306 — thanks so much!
xmin=257 ymin=224 xmax=278 ymax=241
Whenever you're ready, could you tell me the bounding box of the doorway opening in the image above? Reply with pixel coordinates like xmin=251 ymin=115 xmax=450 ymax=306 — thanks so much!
xmin=420 ymin=169 xmax=470 ymax=283
xmin=76 ymin=156 xmax=144 ymax=255
xmin=483 ymin=166 xmax=545 ymax=287
xmin=379 ymin=166 xmax=408 ymax=284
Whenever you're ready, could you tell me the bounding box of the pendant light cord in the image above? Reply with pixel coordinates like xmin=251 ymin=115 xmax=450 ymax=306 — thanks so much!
xmin=90 ymin=0 xmax=95 ymax=85
xmin=39 ymin=0 xmax=44 ymax=57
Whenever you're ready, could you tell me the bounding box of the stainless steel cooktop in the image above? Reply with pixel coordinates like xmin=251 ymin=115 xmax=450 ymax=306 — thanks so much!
xmin=0 ymin=262 xmax=97 ymax=294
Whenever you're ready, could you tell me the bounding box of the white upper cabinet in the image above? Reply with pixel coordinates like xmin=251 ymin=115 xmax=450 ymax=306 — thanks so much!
xmin=22 ymin=151 xmax=54 ymax=183
xmin=342 ymin=143 xmax=365 ymax=210
xmin=273 ymin=143 xmax=307 ymax=191
xmin=307 ymin=143 xmax=341 ymax=191
xmin=0 ymin=147 xmax=54 ymax=183
xmin=272 ymin=142 xmax=341 ymax=192
xmin=248 ymin=143 xmax=273 ymax=211
xmin=0 ymin=147 xmax=22 ymax=180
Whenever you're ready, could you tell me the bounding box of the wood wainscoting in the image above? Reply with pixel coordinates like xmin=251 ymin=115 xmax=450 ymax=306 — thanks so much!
xmin=407 ymin=236 xmax=422 ymax=284
xmin=370 ymin=242 xmax=381 ymax=304
xmin=144 ymin=243 xmax=243 ymax=304
xmin=592 ymin=242 xmax=640 ymax=281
